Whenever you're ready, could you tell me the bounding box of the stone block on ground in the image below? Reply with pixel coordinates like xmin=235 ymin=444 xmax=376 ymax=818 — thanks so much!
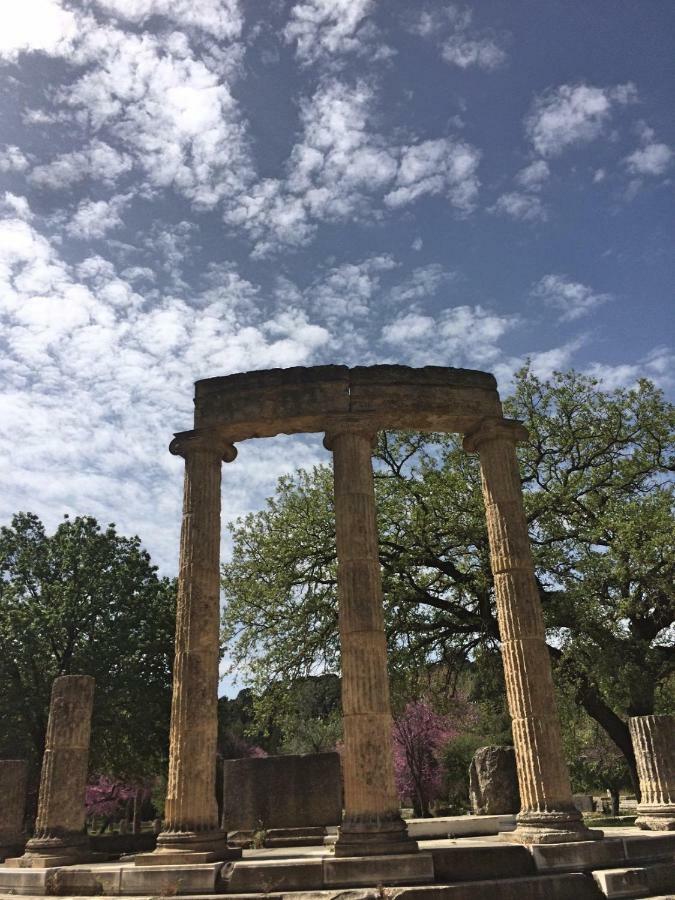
xmin=387 ymin=872 xmax=602 ymax=900
xmin=120 ymin=862 xmax=221 ymax=895
xmin=572 ymin=795 xmax=595 ymax=813
xmin=591 ymin=866 xmax=650 ymax=898
xmin=223 ymin=858 xmax=324 ymax=892
xmin=430 ymin=844 xmax=535 ymax=881
xmin=530 ymin=838 xmax=626 ymax=872
xmin=323 ymin=853 xmax=434 ymax=887
xmin=468 ymin=746 xmax=520 ymax=816
xmin=222 ymin=752 xmax=342 ymax=832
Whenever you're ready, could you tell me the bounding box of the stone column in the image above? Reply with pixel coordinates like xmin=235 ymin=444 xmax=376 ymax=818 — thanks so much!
xmin=629 ymin=715 xmax=675 ymax=830
xmin=0 ymin=760 xmax=27 ymax=860
xmin=324 ymin=430 xmax=416 ymax=857
xmin=17 ymin=675 xmax=95 ymax=866
xmin=464 ymin=418 xmax=599 ymax=844
xmin=147 ymin=430 xmax=241 ymax=865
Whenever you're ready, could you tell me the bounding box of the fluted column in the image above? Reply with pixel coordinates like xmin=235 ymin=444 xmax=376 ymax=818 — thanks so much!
xmin=0 ymin=760 xmax=27 ymax=860
xmin=19 ymin=676 xmax=95 ymax=865
xmin=464 ymin=417 xmax=599 ymax=844
xmin=325 ymin=430 xmax=417 ymax=858
xmin=629 ymin=715 xmax=675 ymax=830
xmin=151 ymin=429 xmax=240 ymax=864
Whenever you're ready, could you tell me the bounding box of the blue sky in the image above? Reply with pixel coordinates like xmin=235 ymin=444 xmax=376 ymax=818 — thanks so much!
xmin=1 ymin=0 xmax=673 ymax=579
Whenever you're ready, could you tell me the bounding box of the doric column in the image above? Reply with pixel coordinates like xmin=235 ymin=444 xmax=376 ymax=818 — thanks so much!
xmin=19 ymin=676 xmax=95 ymax=866
xmin=150 ymin=430 xmax=241 ymax=864
xmin=324 ymin=430 xmax=417 ymax=857
xmin=0 ymin=760 xmax=27 ymax=860
xmin=464 ymin=418 xmax=599 ymax=844
xmin=629 ymin=715 xmax=675 ymax=830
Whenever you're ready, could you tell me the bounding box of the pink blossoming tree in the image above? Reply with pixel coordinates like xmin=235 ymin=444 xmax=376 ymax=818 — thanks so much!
xmin=393 ymin=700 xmax=457 ymax=817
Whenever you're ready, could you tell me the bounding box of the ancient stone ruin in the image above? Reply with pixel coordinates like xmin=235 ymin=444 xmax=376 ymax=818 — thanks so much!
xmin=469 ymin=746 xmax=520 ymax=816
xmin=152 ymin=364 xmax=596 ymax=860
xmin=8 ymin=675 xmax=95 ymax=868
xmin=0 ymin=760 xmax=28 ymax=861
xmin=630 ymin=714 xmax=675 ymax=831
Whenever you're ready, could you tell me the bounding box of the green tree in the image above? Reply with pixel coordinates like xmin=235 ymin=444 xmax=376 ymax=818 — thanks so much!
xmin=221 ymin=370 xmax=675 ymax=791
xmin=0 ymin=512 xmax=176 ymax=794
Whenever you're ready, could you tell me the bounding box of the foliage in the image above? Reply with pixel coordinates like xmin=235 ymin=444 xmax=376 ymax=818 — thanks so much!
xmin=85 ymin=775 xmax=151 ymax=819
xmin=0 ymin=513 xmax=176 ymax=790
xmin=393 ymin=700 xmax=457 ymax=817
xmin=221 ymin=370 xmax=675 ymax=788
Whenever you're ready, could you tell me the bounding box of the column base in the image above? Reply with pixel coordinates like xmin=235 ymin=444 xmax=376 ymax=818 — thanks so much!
xmin=136 ymin=829 xmax=242 ymax=866
xmin=506 ymin=809 xmax=603 ymax=845
xmin=334 ymin=815 xmax=418 ymax=857
xmin=11 ymin=832 xmax=93 ymax=866
xmin=636 ymin=805 xmax=675 ymax=831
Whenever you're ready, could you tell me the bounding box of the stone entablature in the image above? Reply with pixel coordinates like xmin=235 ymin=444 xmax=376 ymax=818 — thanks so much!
xmin=192 ymin=365 xmax=502 ymax=440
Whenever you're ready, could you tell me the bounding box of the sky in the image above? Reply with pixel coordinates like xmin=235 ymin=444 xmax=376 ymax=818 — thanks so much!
xmin=1 ymin=0 xmax=673 ymax=581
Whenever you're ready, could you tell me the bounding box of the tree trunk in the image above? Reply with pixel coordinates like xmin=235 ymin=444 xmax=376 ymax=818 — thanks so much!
xmin=547 ymin=645 xmax=642 ymax=801
xmin=608 ymin=788 xmax=620 ymax=817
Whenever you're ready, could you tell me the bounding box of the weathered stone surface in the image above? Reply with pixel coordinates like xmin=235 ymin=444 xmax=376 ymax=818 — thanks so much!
xmin=469 ymin=746 xmax=520 ymax=815
xmin=151 ymin=433 xmax=237 ymax=862
xmin=386 ymin=872 xmax=601 ymax=900
xmin=224 ymin=858 xmax=324 ymax=893
xmin=572 ymin=794 xmax=595 ymax=813
xmin=193 ymin=365 xmax=502 ymax=439
xmin=121 ymin=862 xmax=221 ymax=894
xmin=323 ymin=853 xmax=434 ymax=887
xmin=0 ymin=760 xmax=27 ymax=860
xmin=530 ymin=839 xmax=626 ymax=873
xmin=326 ymin=430 xmax=416 ymax=858
xmin=222 ymin=753 xmax=342 ymax=832
xmin=464 ymin=418 xmax=598 ymax=846
xmin=20 ymin=675 xmax=95 ymax=865
xmin=629 ymin=715 xmax=675 ymax=831
xmin=430 ymin=844 xmax=534 ymax=881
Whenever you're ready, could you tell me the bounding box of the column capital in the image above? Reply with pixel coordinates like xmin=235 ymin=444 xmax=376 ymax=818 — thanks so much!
xmin=169 ymin=429 xmax=237 ymax=463
xmin=323 ymin=429 xmax=377 ymax=452
xmin=463 ymin=417 xmax=528 ymax=454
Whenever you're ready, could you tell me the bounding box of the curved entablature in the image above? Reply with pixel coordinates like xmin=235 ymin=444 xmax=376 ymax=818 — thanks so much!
xmin=189 ymin=364 xmax=502 ymax=443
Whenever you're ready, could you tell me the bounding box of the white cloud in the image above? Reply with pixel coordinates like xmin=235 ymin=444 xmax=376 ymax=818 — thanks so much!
xmin=532 ymin=274 xmax=610 ymax=322
xmin=227 ymin=79 xmax=481 ymax=254
xmin=284 ymin=0 xmax=391 ymax=66
xmin=308 ymin=255 xmax=396 ymax=322
xmin=385 ymin=138 xmax=481 ymax=211
xmin=382 ymin=304 xmax=517 ymax=368
xmin=515 ymin=159 xmax=549 ymax=190
xmin=0 ymin=193 xmax=33 ymax=220
xmin=0 ymin=0 xmax=79 ymax=61
xmin=59 ymin=28 xmax=253 ymax=207
xmin=29 ymin=140 xmax=134 ymax=189
xmin=89 ymin=0 xmax=243 ymax=40
xmin=0 ymin=145 xmax=30 ymax=173
xmin=0 ymin=215 xmax=333 ymax=570
xmin=408 ymin=4 xmax=506 ymax=71
xmin=442 ymin=34 xmax=506 ymax=70
xmin=624 ymin=142 xmax=673 ymax=177
xmin=526 ymin=82 xmax=637 ymax=157
xmin=491 ymin=191 xmax=547 ymax=222
xmin=65 ymin=194 xmax=132 ymax=239
xmin=388 ymin=264 xmax=455 ymax=305
xmin=585 ymin=347 xmax=674 ymax=391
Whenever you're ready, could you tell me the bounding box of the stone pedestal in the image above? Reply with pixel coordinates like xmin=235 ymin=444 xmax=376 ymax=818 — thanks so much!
xmin=0 ymin=760 xmax=27 ymax=860
xmin=142 ymin=431 xmax=241 ymax=866
xmin=464 ymin=418 xmax=600 ymax=845
xmin=630 ymin=715 xmax=675 ymax=831
xmin=11 ymin=676 xmax=95 ymax=867
xmin=325 ymin=430 xmax=416 ymax=857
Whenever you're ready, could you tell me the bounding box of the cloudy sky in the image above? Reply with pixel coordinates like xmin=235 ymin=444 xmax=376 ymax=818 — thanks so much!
xmin=1 ymin=0 xmax=673 ymax=577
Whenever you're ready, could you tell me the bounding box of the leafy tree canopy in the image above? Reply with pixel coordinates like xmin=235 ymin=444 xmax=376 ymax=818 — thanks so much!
xmin=0 ymin=512 xmax=176 ymax=790
xmin=221 ymin=369 xmax=674 ymax=789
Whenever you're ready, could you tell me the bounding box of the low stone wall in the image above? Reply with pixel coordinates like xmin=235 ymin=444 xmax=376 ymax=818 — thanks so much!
xmin=222 ymin=752 xmax=342 ymax=832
